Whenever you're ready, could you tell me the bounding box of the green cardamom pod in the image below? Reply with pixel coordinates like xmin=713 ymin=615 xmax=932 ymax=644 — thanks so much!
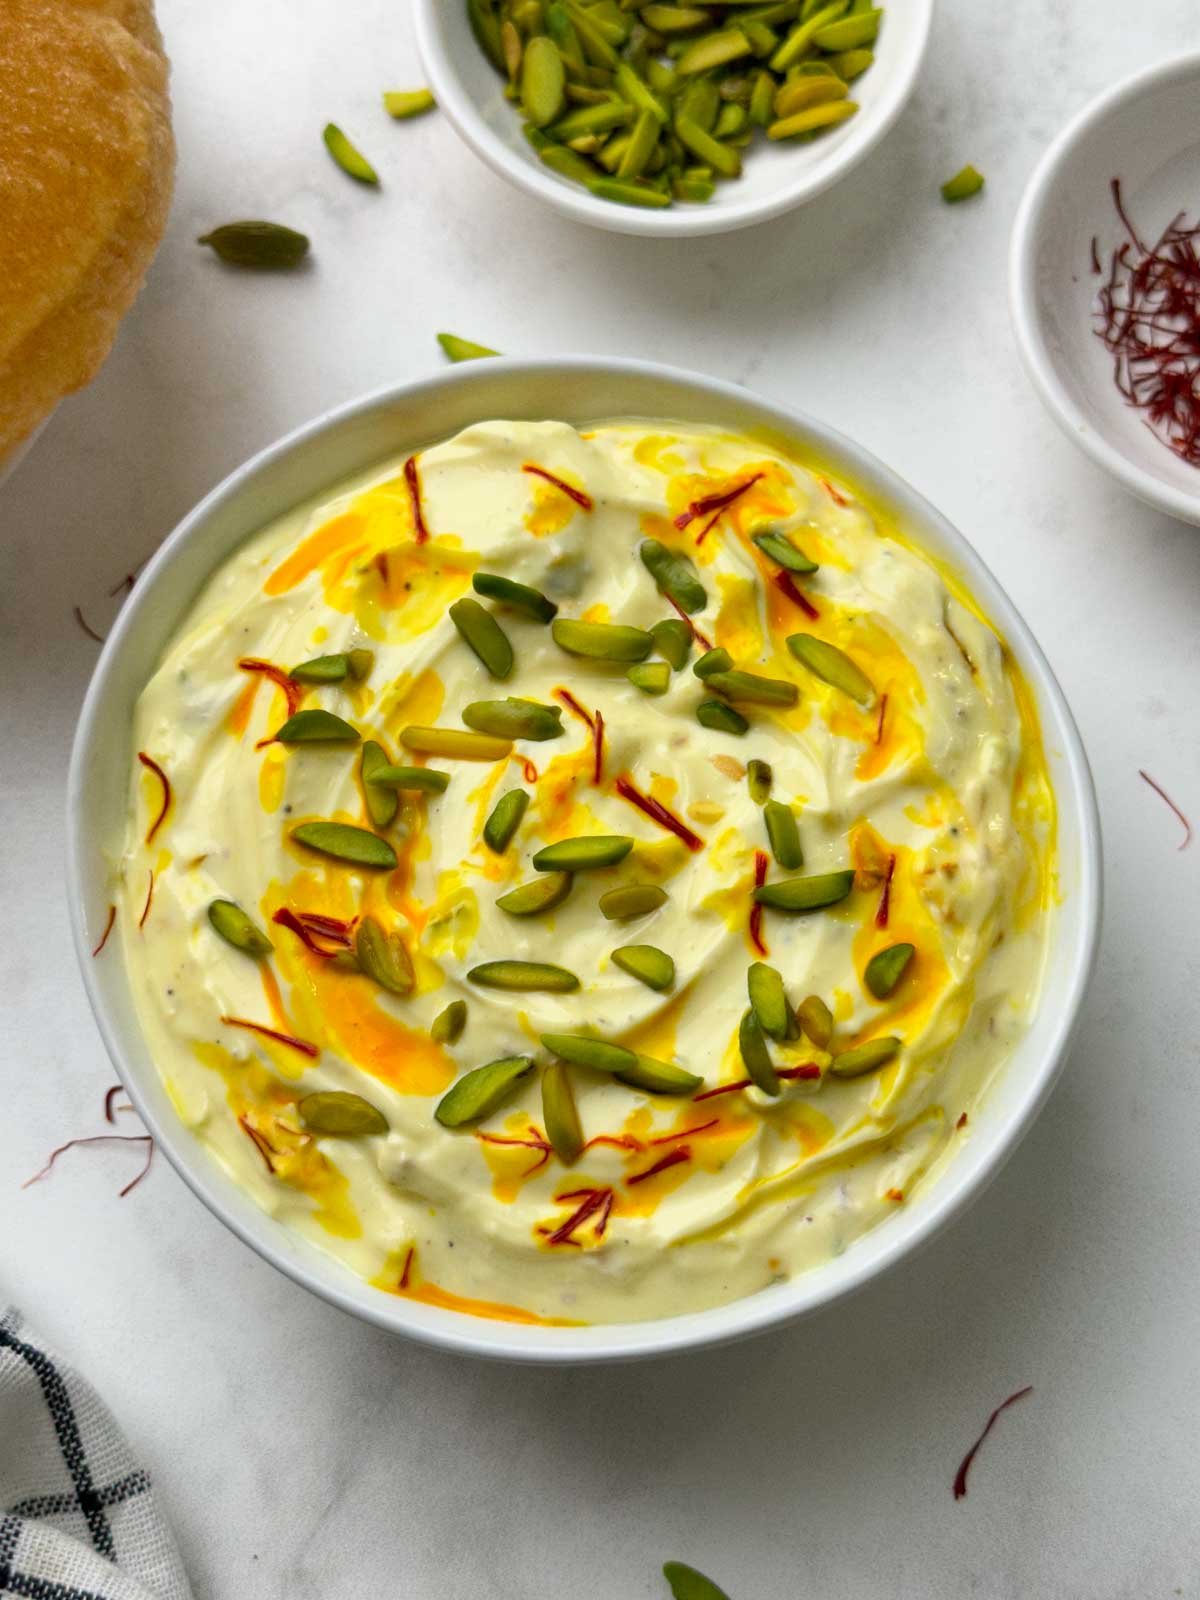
xmin=197 ymin=221 xmax=310 ymax=269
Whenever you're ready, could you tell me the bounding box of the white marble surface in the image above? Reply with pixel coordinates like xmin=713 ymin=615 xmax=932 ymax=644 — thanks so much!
xmin=3 ymin=1 xmax=1200 ymax=1595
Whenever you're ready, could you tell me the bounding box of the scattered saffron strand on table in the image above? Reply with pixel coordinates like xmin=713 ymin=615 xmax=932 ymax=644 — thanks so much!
xmin=91 ymin=904 xmax=117 ymax=956
xmin=136 ymin=751 xmax=172 ymax=844
xmin=103 ymin=1085 xmax=130 ymax=1124
xmin=522 ymin=463 xmax=593 ymax=511
xmin=23 ymin=1134 xmax=154 ymax=1199
xmin=405 ymin=454 xmax=430 ymax=543
xmin=72 ymin=605 xmax=104 ymax=643
xmin=1139 ymin=769 xmax=1192 ymax=850
xmin=953 ymin=1385 xmax=1034 ymax=1500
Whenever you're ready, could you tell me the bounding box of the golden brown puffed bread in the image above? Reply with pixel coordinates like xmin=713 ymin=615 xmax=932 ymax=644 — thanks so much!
xmin=0 ymin=0 xmax=174 ymax=461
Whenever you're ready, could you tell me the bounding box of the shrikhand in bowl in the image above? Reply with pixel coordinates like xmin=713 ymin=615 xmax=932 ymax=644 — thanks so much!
xmin=69 ymin=360 xmax=1099 ymax=1361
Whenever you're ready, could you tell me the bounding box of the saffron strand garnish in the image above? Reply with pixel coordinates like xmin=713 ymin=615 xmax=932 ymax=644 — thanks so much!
xmin=136 ymin=752 xmax=172 ymax=844
xmin=399 ymin=1246 xmax=416 ymax=1289
xmin=73 ymin=606 xmax=105 ymax=643
xmin=1139 ymin=768 xmax=1193 ymax=850
xmin=520 ymin=756 xmax=538 ymax=783
xmin=477 ymin=1128 xmax=553 ymax=1178
xmin=648 ymin=1119 xmax=718 ymax=1146
xmin=593 ymin=708 xmax=605 ymax=785
xmin=667 ymin=592 xmax=713 ymax=651
xmin=221 ymin=1016 xmax=320 ymax=1057
xmin=138 ymin=870 xmax=155 ymax=930
xmin=91 ymin=905 xmax=117 ymax=957
xmin=875 ymin=854 xmax=896 ymax=929
xmin=237 ymin=657 xmax=303 ymax=719
xmin=953 ymin=1385 xmax=1034 ymax=1500
xmin=238 ymin=1116 xmax=277 ymax=1173
xmin=626 ymin=1146 xmax=691 ymax=1186
xmin=405 ymin=454 xmax=430 ymax=543
xmin=615 ymin=774 xmax=704 ymax=851
xmin=23 ymin=1134 xmax=154 ymax=1198
xmin=749 ymin=849 xmax=768 ymax=955
xmin=772 ymin=570 xmax=820 ymax=620
xmin=875 ymin=692 xmax=888 ymax=745
xmin=546 ymin=1187 xmax=614 ymax=1245
xmin=272 ymin=907 xmax=354 ymax=956
xmin=818 ymin=476 xmax=848 ymax=507
xmin=554 ymin=687 xmax=595 ymax=730
xmin=582 ymin=1133 xmax=644 ymax=1154
xmin=1094 ymin=178 xmax=1200 ymax=466
xmin=694 ymin=1063 xmax=819 ymax=1103
xmin=522 ymin=463 xmax=593 ymax=511
xmin=674 ymin=472 xmax=763 ymax=532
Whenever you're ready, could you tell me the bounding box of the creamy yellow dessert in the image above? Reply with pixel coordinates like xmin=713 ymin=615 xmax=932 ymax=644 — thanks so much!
xmin=117 ymin=419 xmax=1054 ymax=1326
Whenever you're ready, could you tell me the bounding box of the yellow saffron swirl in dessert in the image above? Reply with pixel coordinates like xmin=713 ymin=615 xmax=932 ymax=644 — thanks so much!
xmin=118 ymin=419 xmax=1055 ymax=1327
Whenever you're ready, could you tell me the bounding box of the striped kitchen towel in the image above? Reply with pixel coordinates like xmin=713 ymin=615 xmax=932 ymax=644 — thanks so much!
xmin=0 ymin=1308 xmax=192 ymax=1600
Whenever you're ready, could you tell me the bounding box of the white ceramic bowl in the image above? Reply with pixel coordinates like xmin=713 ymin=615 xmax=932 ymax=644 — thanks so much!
xmin=1011 ymin=52 xmax=1200 ymax=526
xmin=414 ymin=0 xmax=934 ymax=237
xmin=67 ymin=358 xmax=1101 ymax=1363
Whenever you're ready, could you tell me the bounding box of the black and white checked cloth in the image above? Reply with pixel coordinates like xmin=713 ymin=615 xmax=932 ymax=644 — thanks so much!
xmin=0 ymin=1309 xmax=192 ymax=1600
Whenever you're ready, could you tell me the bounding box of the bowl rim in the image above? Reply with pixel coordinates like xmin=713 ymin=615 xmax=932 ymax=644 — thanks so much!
xmin=66 ymin=355 xmax=1102 ymax=1363
xmin=412 ymin=0 xmax=935 ymax=238
xmin=1009 ymin=49 xmax=1200 ymax=527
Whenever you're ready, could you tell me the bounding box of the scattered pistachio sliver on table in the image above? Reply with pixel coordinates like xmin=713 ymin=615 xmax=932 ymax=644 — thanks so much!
xmin=467 ymin=0 xmax=882 ymax=209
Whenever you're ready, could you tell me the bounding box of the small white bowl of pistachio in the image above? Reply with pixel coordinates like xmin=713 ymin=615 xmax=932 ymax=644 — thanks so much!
xmin=415 ymin=0 xmax=934 ymax=236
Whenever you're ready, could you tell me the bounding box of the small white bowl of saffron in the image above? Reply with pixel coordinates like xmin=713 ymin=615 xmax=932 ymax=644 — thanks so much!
xmin=414 ymin=0 xmax=934 ymax=238
xmin=1011 ymin=52 xmax=1200 ymax=527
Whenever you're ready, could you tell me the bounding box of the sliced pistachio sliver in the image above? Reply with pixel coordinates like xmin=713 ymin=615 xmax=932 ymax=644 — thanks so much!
xmin=627 ymin=661 xmax=671 ymax=695
xmin=753 ymin=868 xmax=854 ymax=911
xmin=611 ymin=943 xmax=675 ymax=990
xmin=675 ymin=115 xmax=741 ymax=177
xmin=830 ymin=1036 xmax=901 ymax=1079
xmin=468 ymin=0 xmax=506 ymax=69
xmin=786 ymin=633 xmax=875 ymax=705
xmin=704 ymin=669 xmax=798 ymax=706
xmin=290 ymin=653 xmax=350 ymax=684
xmin=323 ymin=122 xmax=379 ymax=184
xmin=435 ymin=1057 xmax=535 ymax=1127
xmin=542 ymin=1060 xmax=584 ymax=1165
xmin=383 ymin=87 xmax=437 ymax=118
xmin=639 ymin=539 xmax=708 ymax=614
xmin=299 ymin=1091 xmax=388 ymax=1137
xmin=697 ymin=699 xmax=749 ymax=735
xmin=348 ymin=648 xmax=374 ymax=681
xmin=368 ymin=764 xmax=450 ymax=794
xmin=662 ymin=1560 xmax=733 ymax=1600
xmin=864 ymin=942 xmax=915 ymax=999
xmin=468 ymin=960 xmax=579 ymax=992
xmin=598 ymin=883 xmax=668 ymax=920
xmin=449 ymin=597 xmax=514 ymax=680
xmin=693 ymin=647 xmax=733 ymax=680
xmin=207 ymin=899 xmax=273 ymax=958
xmin=462 ymin=697 xmax=564 ymax=741
xmin=828 ymin=46 xmax=874 ymax=79
xmin=747 ymin=961 xmax=789 ymax=1040
xmin=676 ymin=26 xmax=753 ymax=75
xmin=640 ymin=3 xmax=710 ymax=31
xmin=483 ymin=788 xmax=529 ymax=853
xmin=617 ymin=1053 xmax=700 ymax=1094
xmin=812 ymin=7 xmax=880 ymax=48
xmin=739 ymin=1007 xmax=781 ymax=1096
xmin=752 ymin=528 xmax=819 ymax=573
xmin=360 ymin=740 xmax=398 ymax=829
xmin=438 ymin=332 xmax=500 ymax=362
xmin=533 ymin=834 xmax=634 ymax=872
xmin=770 ymin=0 xmax=849 ymax=71
xmin=197 ymin=221 xmax=310 ymax=269
xmin=521 ymin=33 xmax=567 ymax=125
xmin=355 ymin=915 xmax=415 ymax=995
xmin=540 ymin=1032 xmax=638 ymax=1074
xmin=941 ymin=164 xmax=985 ymax=204
xmin=768 ymin=100 xmax=858 ymax=140
xmin=291 ymin=821 xmax=398 ymax=869
xmin=275 ymin=709 xmax=360 ymax=744
xmin=764 ymin=799 xmax=803 ymax=869
xmin=747 ymin=758 xmax=773 ymax=804
xmin=472 ymin=571 xmax=557 ymax=622
xmin=650 ymin=618 xmax=692 ymax=670
xmin=551 ymin=618 xmax=653 ymax=661
xmin=400 ymin=725 xmax=513 ymax=760
xmin=796 ymin=993 xmax=833 ymax=1048
xmin=430 ymin=999 xmax=468 ymax=1045
xmin=496 ymin=871 xmax=573 ymax=916
xmin=772 ymin=73 xmax=847 ymax=119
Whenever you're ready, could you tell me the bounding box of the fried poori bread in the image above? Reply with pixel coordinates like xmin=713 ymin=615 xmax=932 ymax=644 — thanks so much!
xmin=0 ymin=0 xmax=174 ymax=460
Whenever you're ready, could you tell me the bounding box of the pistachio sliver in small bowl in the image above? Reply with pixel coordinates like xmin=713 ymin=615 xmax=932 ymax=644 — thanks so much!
xmin=68 ymin=357 xmax=1100 ymax=1363
xmin=414 ymin=0 xmax=933 ymax=235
